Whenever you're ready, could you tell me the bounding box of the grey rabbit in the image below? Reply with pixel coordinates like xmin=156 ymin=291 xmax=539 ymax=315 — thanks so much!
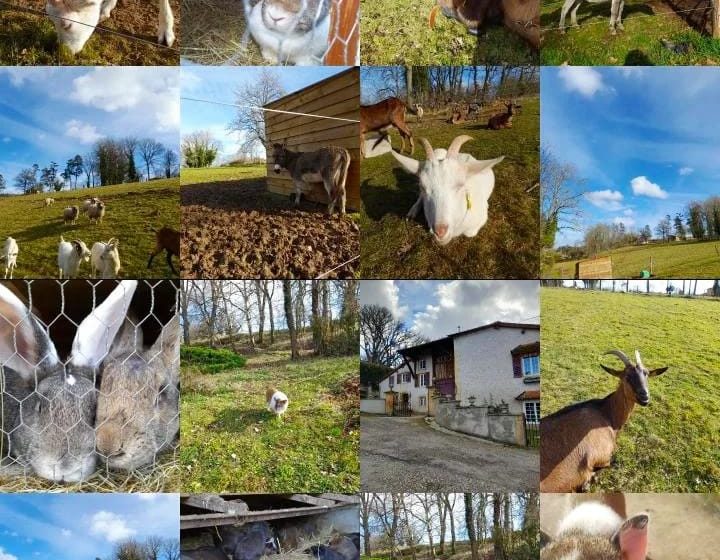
xmin=0 ymin=281 xmax=136 ymax=482
xmin=94 ymin=280 xmax=179 ymax=472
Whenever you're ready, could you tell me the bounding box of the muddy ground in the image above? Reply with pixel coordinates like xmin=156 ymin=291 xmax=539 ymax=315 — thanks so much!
xmin=0 ymin=0 xmax=179 ymax=64
xmin=181 ymin=179 xmax=359 ymax=278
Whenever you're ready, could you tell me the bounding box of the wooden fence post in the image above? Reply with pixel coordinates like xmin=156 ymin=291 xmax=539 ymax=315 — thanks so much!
xmin=714 ymin=0 xmax=720 ymax=38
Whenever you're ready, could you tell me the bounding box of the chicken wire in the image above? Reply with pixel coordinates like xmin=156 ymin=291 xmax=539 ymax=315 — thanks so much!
xmin=0 ymin=279 xmax=180 ymax=492
xmin=181 ymin=0 xmax=359 ymax=65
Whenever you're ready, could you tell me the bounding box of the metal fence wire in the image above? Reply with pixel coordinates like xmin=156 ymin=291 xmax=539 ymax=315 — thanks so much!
xmin=0 ymin=279 xmax=179 ymax=491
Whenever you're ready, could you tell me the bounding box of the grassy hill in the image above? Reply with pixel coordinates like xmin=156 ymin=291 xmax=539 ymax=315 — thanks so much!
xmin=181 ymin=347 xmax=359 ymax=493
xmin=546 ymin=239 xmax=720 ymax=278
xmin=0 ymin=179 xmax=180 ymax=278
xmin=541 ymin=287 xmax=720 ymax=492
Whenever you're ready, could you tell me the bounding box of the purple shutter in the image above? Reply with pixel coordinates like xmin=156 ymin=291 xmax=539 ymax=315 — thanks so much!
xmin=513 ymin=354 xmax=522 ymax=378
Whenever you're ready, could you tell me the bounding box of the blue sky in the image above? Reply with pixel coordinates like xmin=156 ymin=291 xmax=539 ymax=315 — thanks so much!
xmin=360 ymin=281 xmax=539 ymax=341
xmin=181 ymin=66 xmax=349 ymax=162
xmin=542 ymin=67 xmax=720 ymax=246
xmin=0 ymin=493 xmax=178 ymax=560
xmin=0 ymin=67 xmax=179 ymax=192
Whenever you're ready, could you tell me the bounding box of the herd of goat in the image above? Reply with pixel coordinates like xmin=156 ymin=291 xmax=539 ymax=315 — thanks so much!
xmin=1 ymin=196 xmax=180 ymax=279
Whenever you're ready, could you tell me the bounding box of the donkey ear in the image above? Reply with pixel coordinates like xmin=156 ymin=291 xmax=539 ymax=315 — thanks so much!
xmin=71 ymin=281 xmax=138 ymax=368
xmin=0 ymin=284 xmax=59 ymax=380
xmin=613 ymin=514 xmax=649 ymax=560
xmin=648 ymin=366 xmax=668 ymax=377
xmin=600 ymin=364 xmax=625 ymax=378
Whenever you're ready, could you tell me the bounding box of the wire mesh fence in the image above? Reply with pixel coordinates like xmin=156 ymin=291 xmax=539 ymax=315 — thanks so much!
xmin=181 ymin=0 xmax=359 ymax=65
xmin=0 ymin=279 xmax=179 ymax=491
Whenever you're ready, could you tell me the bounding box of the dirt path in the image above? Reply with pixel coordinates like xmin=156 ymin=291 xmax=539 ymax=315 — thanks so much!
xmin=361 ymin=415 xmax=538 ymax=492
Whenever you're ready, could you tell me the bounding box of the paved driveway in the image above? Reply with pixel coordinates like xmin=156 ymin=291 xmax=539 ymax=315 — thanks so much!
xmin=361 ymin=415 xmax=538 ymax=492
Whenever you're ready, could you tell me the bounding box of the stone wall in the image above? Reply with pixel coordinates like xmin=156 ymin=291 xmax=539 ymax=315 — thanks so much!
xmin=360 ymin=398 xmax=386 ymax=414
xmin=435 ymin=399 xmax=526 ymax=446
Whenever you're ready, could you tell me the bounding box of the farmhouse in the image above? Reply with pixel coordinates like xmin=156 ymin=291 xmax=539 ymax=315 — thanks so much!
xmin=265 ymin=68 xmax=360 ymax=210
xmin=371 ymin=322 xmax=539 ymax=423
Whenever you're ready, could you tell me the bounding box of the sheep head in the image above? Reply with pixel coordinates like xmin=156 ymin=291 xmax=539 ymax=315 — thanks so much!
xmin=391 ymin=135 xmax=504 ymax=245
xmin=46 ymin=0 xmax=102 ymax=55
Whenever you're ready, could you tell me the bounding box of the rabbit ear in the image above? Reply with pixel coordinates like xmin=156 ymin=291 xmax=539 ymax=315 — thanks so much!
xmin=0 ymin=284 xmax=59 ymax=380
xmin=71 ymin=281 xmax=138 ymax=368
xmin=147 ymin=314 xmax=180 ymax=372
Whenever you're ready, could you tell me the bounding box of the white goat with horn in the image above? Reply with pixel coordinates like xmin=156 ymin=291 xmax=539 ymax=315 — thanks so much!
xmin=391 ymin=135 xmax=504 ymax=245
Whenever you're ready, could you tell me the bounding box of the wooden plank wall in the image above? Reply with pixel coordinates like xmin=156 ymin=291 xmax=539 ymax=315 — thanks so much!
xmin=265 ymin=67 xmax=360 ymax=211
xmin=575 ymin=256 xmax=613 ymax=279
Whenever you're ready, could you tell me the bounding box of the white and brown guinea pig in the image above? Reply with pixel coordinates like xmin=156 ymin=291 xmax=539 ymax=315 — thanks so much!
xmin=266 ymin=387 xmax=289 ymax=418
xmin=541 ymin=502 xmax=649 ymax=560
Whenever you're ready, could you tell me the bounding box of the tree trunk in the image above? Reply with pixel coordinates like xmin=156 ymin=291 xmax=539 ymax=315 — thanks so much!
xmin=437 ymin=493 xmax=447 ymax=555
xmin=360 ymin=494 xmax=372 ymax=557
xmin=401 ymin=496 xmax=417 ymax=560
xmin=254 ymin=280 xmax=266 ymax=346
xmin=445 ymin=495 xmax=456 ymax=554
xmin=311 ymin=280 xmax=321 ymax=354
xmin=465 ymin=494 xmax=478 ymax=560
xmin=180 ymin=282 xmax=191 ymax=344
xmin=283 ymin=280 xmax=299 ymax=360
xmin=493 ymin=494 xmax=505 ymax=560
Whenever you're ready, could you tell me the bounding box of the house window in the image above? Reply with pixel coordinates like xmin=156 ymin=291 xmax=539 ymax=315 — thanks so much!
xmin=524 ymin=401 xmax=540 ymax=424
xmin=419 ymin=396 xmax=427 ymax=407
xmin=388 ymin=375 xmax=394 ymax=387
xmin=521 ymin=355 xmax=539 ymax=376
xmin=418 ymin=358 xmax=427 ymax=370
xmin=419 ymin=372 xmax=429 ymax=387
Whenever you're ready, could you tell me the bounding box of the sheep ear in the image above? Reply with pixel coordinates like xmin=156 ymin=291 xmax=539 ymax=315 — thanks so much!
xmin=391 ymin=150 xmax=421 ymax=175
xmin=600 ymin=364 xmax=625 ymax=378
xmin=613 ymin=514 xmax=649 ymax=560
xmin=0 ymin=284 xmax=59 ymax=380
xmin=466 ymin=155 xmax=504 ymax=175
xmin=71 ymin=281 xmax=138 ymax=368
xmin=648 ymin=366 xmax=668 ymax=377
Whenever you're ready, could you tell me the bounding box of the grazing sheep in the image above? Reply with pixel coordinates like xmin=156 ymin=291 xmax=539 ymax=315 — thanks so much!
xmin=87 ymin=202 xmax=106 ymax=224
xmin=63 ymin=206 xmax=79 ymax=225
xmin=90 ymin=239 xmax=121 ymax=278
xmin=44 ymin=197 xmax=55 ymax=207
xmin=58 ymin=236 xmax=91 ymax=279
xmin=147 ymin=226 xmax=180 ymax=275
xmin=81 ymin=198 xmax=99 ymax=213
xmin=1 ymin=237 xmax=19 ymax=279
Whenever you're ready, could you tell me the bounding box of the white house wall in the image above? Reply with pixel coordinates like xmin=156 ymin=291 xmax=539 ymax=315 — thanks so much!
xmin=378 ymin=358 xmax=433 ymax=414
xmin=453 ymin=326 xmax=539 ymax=415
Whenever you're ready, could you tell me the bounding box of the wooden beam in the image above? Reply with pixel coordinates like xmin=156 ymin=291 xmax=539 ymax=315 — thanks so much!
xmin=181 ymin=505 xmax=329 ymax=530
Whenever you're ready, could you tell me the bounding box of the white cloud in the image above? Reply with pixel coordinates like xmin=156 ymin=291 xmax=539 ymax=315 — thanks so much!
xmin=61 ymin=529 xmax=72 ymax=537
xmin=558 ymin=66 xmax=607 ymax=97
xmin=65 ymin=120 xmax=104 ymax=144
xmin=90 ymin=511 xmax=136 ymax=542
xmin=359 ymin=280 xmax=407 ymax=319
xmin=679 ymin=167 xmax=694 ymax=176
xmin=0 ymin=548 xmax=18 ymax=560
xmin=619 ymin=67 xmax=643 ymax=78
xmin=1 ymin=137 xmax=10 ymax=143
xmin=584 ymin=189 xmax=624 ymax=210
xmin=623 ymin=209 xmax=634 ymax=216
xmin=631 ymin=176 xmax=669 ymax=199
xmin=613 ymin=216 xmax=635 ymax=228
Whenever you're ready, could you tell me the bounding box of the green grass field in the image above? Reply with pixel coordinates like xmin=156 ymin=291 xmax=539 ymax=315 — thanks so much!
xmin=361 ymin=0 xmax=536 ymax=65
xmin=181 ymin=165 xmax=266 ymax=186
xmin=546 ymin=240 xmax=720 ymax=278
xmin=360 ymin=98 xmax=540 ymax=279
xmin=180 ymin=347 xmax=359 ymax=493
xmin=541 ymin=287 xmax=720 ymax=492
xmin=541 ymin=0 xmax=720 ymax=65
xmin=0 ymin=179 xmax=180 ymax=278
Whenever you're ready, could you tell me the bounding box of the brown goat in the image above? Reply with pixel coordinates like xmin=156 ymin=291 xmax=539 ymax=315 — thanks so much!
xmin=488 ymin=102 xmax=516 ymax=130
xmin=147 ymin=226 xmax=180 ymax=276
xmin=429 ymin=0 xmax=539 ymax=50
xmin=360 ymin=97 xmax=415 ymax=158
xmin=540 ymin=350 xmax=668 ymax=493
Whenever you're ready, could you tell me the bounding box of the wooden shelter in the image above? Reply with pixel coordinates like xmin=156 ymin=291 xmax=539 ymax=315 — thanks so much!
xmin=264 ymin=68 xmax=360 ymax=211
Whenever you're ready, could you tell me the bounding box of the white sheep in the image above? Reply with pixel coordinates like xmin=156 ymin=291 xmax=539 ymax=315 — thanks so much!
xmin=63 ymin=206 xmax=79 ymax=225
xmin=1 ymin=237 xmax=19 ymax=279
xmin=44 ymin=197 xmax=55 ymax=207
xmin=391 ymin=134 xmax=504 ymax=245
xmin=87 ymin=202 xmax=106 ymax=224
xmin=81 ymin=198 xmax=100 ymax=214
xmin=58 ymin=236 xmax=91 ymax=279
xmin=91 ymin=239 xmax=121 ymax=278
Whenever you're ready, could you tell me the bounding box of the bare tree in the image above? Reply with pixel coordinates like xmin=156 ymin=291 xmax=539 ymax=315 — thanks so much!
xmin=360 ymin=305 xmax=424 ymax=366
xmin=540 ymin=147 xmax=585 ymax=248
xmin=360 ymin=493 xmax=373 ymax=556
xmin=465 ymin=493 xmax=479 ymax=560
xmin=160 ymin=537 xmax=180 ymax=560
xmin=492 ymin=493 xmax=506 ymax=560
xmin=283 ymin=280 xmax=299 ymax=360
xmin=138 ymin=138 xmax=165 ymax=181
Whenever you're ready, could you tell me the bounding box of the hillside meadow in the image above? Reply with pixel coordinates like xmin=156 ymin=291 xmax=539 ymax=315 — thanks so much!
xmin=546 ymin=239 xmax=720 ymax=278
xmin=541 ymin=287 xmax=720 ymax=492
xmin=0 ymin=179 xmax=180 ymax=278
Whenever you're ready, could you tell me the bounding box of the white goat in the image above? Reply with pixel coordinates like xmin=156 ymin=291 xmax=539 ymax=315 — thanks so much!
xmin=91 ymin=239 xmax=121 ymax=278
xmin=391 ymin=135 xmax=504 ymax=245
xmin=58 ymin=236 xmax=91 ymax=279
xmin=87 ymin=202 xmax=106 ymax=224
xmin=1 ymin=237 xmax=19 ymax=279
xmin=46 ymin=0 xmax=174 ymax=54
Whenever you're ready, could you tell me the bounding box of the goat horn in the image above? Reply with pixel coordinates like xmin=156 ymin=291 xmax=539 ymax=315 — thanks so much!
xmin=635 ymin=349 xmax=644 ymax=368
xmin=605 ymin=350 xmax=632 ymax=367
xmin=419 ymin=138 xmax=436 ymax=162
xmin=447 ymin=135 xmax=474 ymax=159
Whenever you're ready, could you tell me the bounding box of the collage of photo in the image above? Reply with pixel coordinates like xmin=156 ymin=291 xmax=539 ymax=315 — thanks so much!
xmin=1 ymin=0 xmax=720 ymax=557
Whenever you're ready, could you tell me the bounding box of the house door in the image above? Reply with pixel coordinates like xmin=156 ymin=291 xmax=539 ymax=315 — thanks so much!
xmin=392 ymin=393 xmax=412 ymax=416
xmin=433 ymin=353 xmax=455 ymax=399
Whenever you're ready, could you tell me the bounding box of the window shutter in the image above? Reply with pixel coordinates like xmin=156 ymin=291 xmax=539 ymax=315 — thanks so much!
xmin=414 ymin=373 xmax=418 ymax=387
xmin=512 ymin=354 xmax=522 ymax=378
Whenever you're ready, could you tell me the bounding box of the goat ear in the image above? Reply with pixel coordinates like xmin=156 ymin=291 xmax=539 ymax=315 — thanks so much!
xmin=466 ymin=155 xmax=504 ymax=176
xmin=648 ymin=366 xmax=668 ymax=377
xmin=600 ymin=364 xmax=625 ymax=378
xmin=613 ymin=514 xmax=649 ymax=560
xmin=70 ymin=281 xmax=138 ymax=368
xmin=0 ymin=284 xmax=59 ymax=380
xmin=390 ymin=150 xmax=421 ymax=175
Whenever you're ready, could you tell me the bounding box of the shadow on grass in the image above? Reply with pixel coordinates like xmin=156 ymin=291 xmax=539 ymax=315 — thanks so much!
xmin=625 ymin=48 xmax=655 ymax=64
xmin=209 ymin=407 xmax=271 ymax=433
